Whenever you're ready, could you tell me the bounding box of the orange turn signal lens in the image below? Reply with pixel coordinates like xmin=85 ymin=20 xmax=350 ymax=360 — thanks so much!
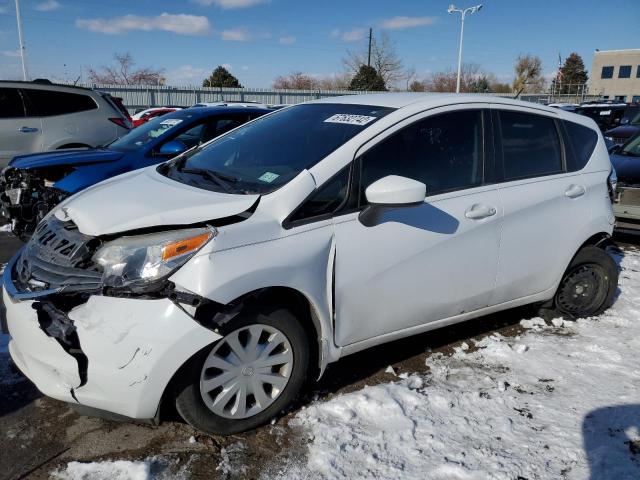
xmin=161 ymin=231 xmax=212 ymax=262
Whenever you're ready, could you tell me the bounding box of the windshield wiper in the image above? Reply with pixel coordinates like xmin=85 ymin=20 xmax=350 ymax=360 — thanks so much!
xmin=179 ymin=168 xmax=238 ymax=192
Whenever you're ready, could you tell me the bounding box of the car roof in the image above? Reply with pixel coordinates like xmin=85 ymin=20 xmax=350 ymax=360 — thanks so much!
xmin=0 ymin=79 xmax=95 ymax=93
xmin=310 ymin=92 xmax=561 ymax=114
xmin=167 ymin=106 xmax=272 ymax=118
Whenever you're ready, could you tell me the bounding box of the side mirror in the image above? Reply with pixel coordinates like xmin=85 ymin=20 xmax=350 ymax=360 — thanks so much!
xmin=365 ymin=175 xmax=426 ymax=206
xmin=157 ymin=140 xmax=187 ymax=157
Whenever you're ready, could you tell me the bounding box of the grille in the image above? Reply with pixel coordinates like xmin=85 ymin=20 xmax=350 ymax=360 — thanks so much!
xmin=14 ymin=216 xmax=103 ymax=293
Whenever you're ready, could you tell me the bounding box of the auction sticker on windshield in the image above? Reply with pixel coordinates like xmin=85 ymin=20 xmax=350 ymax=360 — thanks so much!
xmin=324 ymin=114 xmax=377 ymax=126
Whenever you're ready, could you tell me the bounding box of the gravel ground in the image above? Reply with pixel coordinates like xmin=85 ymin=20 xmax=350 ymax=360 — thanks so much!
xmin=0 ymin=231 xmax=638 ymax=480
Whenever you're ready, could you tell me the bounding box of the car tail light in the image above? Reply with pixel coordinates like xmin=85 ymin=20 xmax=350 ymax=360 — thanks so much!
xmin=109 ymin=117 xmax=131 ymax=129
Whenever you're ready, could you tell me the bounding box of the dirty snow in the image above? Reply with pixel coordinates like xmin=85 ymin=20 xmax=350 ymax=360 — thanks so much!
xmin=0 ymin=223 xmax=11 ymax=232
xmin=281 ymin=247 xmax=640 ymax=479
xmin=52 ymin=456 xmax=190 ymax=480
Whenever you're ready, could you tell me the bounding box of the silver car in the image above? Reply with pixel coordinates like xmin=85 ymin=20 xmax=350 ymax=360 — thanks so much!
xmin=0 ymin=80 xmax=132 ymax=167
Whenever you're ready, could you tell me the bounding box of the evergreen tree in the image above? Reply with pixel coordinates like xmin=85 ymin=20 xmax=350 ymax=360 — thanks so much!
xmin=202 ymin=66 xmax=242 ymax=88
xmin=348 ymin=65 xmax=387 ymax=91
xmin=559 ymin=53 xmax=588 ymax=95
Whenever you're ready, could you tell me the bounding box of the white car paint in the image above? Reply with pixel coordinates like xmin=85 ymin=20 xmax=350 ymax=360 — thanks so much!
xmin=3 ymin=93 xmax=614 ymax=422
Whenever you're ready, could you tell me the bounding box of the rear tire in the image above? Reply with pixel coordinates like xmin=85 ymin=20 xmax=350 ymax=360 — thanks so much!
xmin=174 ymin=306 xmax=310 ymax=436
xmin=547 ymin=246 xmax=618 ymax=319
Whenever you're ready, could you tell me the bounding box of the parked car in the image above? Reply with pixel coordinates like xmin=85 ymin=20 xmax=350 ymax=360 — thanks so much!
xmin=574 ymin=101 xmax=628 ymax=132
xmin=547 ymin=102 xmax=579 ymax=112
xmin=131 ymin=107 xmax=180 ymax=128
xmin=603 ymin=103 xmax=640 ymax=146
xmin=2 ymin=94 xmax=618 ymax=436
xmin=0 ymin=81 xmax=132 ymax=168
xmin=0 ymin=106 xmax=270 ymax=239
xmin=191 ymin=101 xmax=269 ymax=108
xmin=609 ymin=132 xmax=640 ymax=231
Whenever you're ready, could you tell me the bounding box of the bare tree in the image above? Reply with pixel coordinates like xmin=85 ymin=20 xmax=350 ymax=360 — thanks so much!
xmin=513 ymin=54 xmax=545 ymax=94
xmin=343 ymin=32 xmax=403 ymax=87
xmin=273 ymin=72 xmax=320 ymax=90
xmin=424 ymin=63 xmax=483 ymax=92
xmin=87 ymin=53 xmax=165 ymax=85
xmin=404 ymin=67 xmax=417 ymax=91
xmin=317 ymin=73 xmax=352 ymax=90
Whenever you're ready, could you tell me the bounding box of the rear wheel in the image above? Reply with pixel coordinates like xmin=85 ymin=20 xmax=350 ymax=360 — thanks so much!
xmin=549 ymin=246 xmax=618 ymax=319
xmin=174 ymin=307 xmax=309 ymax=435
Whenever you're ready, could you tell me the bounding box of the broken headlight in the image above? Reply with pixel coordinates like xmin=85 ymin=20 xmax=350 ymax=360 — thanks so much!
xmin=93 ymin=227 xmax=215 ymax=289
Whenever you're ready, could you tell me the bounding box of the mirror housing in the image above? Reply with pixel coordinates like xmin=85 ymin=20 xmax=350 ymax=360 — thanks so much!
xmin=158 ymin=140 xmax=187 ymax=157
xmin=365 ymin=175 xmax=426 ymax=206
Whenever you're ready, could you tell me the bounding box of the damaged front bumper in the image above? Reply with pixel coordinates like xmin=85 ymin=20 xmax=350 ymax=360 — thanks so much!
xmin=3 ymin=260 xmax=222 ymax=419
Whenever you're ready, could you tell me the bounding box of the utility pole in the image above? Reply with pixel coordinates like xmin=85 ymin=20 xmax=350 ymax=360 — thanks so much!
xmin=367 ymin=28 xmax=373 ymax=67
xmin=15 ymin=0 xmax=29 ymax=81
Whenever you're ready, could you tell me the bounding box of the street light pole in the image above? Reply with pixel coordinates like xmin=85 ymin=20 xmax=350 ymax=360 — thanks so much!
xmin=15 ymin=0 xmax=29 ymax=81
xmin=447 ymin=4 xmax=483 ymax=93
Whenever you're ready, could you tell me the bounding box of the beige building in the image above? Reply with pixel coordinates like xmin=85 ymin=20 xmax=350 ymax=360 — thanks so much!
xmin=589 ymin=49 xmax=640 ymax=103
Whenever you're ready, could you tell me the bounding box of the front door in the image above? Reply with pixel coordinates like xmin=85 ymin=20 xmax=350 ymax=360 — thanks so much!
xmin=333 ymin=107 xmax=502 ymax=347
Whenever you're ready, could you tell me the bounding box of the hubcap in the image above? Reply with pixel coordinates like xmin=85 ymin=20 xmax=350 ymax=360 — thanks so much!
xmin=556 ymin=264 xmax=609 ymax=316
xmin=200 ymin=324 xmax=294 ymax=419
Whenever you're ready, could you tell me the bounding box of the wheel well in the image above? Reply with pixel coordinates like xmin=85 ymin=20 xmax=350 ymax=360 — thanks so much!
xmin=579 ymin=232 xmax=613 ymax=250
xmin=57 ymin=143 xmax=91 ymax=149
xmin=159 ymin=287 xmax=322 ymax=420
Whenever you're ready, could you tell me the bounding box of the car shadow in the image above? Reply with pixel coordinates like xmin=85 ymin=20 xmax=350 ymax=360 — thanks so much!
xmin=582 ymin=405 xmax=640 ymax=479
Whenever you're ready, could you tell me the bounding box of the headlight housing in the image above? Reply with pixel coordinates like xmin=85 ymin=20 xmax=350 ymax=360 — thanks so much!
xmin=93 ymin=227 xmax=215 ymax=290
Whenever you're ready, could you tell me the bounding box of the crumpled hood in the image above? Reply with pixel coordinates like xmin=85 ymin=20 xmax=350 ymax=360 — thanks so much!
xmin=9 ymin=148 xmax=124 ymax=170
xmin=611 ymin=153 xmax=640 ymax=185
xmin=56 ymin=167 xmax=259 ymax=236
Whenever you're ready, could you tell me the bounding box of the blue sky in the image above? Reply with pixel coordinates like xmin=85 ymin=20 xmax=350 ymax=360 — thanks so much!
xmin=0 ymin=0 xmax=639 ymax=87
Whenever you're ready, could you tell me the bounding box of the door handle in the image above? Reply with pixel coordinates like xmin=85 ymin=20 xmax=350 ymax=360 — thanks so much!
xmin=18 ymin=126 xmax=39 ymax=133
xmin=565 ymin=184 xmax=586 ymax=199
xmin=465 ymin=204 xmax=497 ymax=220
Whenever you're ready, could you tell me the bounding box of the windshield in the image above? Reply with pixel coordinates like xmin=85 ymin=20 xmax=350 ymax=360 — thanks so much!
xmin=621 ymin=135 xmax=640 ymax=157
xmin=108 ymin=114 xmax=190 ymax=151
xmin=161 ymin=103 xmax=394 ymax=194
xmin=623 ymin=106 xmax=640 ymax=125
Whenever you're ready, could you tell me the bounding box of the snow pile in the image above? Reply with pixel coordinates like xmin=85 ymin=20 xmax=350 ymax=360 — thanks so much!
xmin=283 ymin=248 xmax=640 ymax=479
xmin=52 ymin=460 xmax=151 ymax=480
xmin=52 ymin=456 xmax=188 ymax=480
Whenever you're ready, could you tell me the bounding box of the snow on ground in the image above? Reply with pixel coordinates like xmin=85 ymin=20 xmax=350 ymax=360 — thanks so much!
xmin=280 ymin=247 xmax=640 ymax=480
xmin=0 ymin=223 xmax=12 ymax=232
xmin=52 ymin=455 xmax=191 ymax=480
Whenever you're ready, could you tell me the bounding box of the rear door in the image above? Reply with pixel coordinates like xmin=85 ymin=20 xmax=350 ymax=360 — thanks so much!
xmin=490 ymin=106 xmax=589 ymax=304
xmin=0 ymin=87 xmax=43 ymax=166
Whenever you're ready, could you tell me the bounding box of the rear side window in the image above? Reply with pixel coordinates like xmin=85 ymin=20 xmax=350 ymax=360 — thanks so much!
xmin=498 ymin=111 xmax=563 ymax=181
xmin=22 ymin=89 xmax=97 ymax=117
xmin=563 ymin=121 xmax=598 ymax=171
xmin=0 ymin=88 xmax=26 ymax=118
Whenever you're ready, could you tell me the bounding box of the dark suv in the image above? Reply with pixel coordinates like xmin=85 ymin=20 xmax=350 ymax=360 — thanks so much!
xmin=604 ymin=104 xmax=640 ymax=145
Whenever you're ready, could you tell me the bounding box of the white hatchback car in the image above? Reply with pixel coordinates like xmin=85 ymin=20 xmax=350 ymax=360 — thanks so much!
xmin=0 ymin=81 xmax=132 ymax=167
xmin=3 ymin=94 xmax=618 ymax=435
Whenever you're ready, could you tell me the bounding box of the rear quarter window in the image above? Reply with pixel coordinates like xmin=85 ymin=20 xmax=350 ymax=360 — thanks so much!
xmin=22 ymin=88 xmax=98 ymax=117
xmin=563 ymin=121 xmax=598 ymax=172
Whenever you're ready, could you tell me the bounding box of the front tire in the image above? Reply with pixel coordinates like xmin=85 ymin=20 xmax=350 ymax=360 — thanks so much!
xmin=174 ymin=306 xmax=310 ymax=436
xmin=550 ymin=246 xmax=618 ymax=319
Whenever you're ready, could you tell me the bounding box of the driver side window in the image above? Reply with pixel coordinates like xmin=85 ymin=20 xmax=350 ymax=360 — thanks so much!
xmin=359 ymin=109 xmax=484 ymax=202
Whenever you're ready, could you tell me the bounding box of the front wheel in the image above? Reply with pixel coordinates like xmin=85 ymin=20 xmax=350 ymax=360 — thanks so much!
xmin=174 ymin=307 xmax=310 ymax=436
xmin=550 ymin=246 xmax=618 ymax=319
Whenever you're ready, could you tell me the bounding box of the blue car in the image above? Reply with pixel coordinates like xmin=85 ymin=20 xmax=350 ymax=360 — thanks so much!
xmin=0 ymin=106 xmax=271 ymax=238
